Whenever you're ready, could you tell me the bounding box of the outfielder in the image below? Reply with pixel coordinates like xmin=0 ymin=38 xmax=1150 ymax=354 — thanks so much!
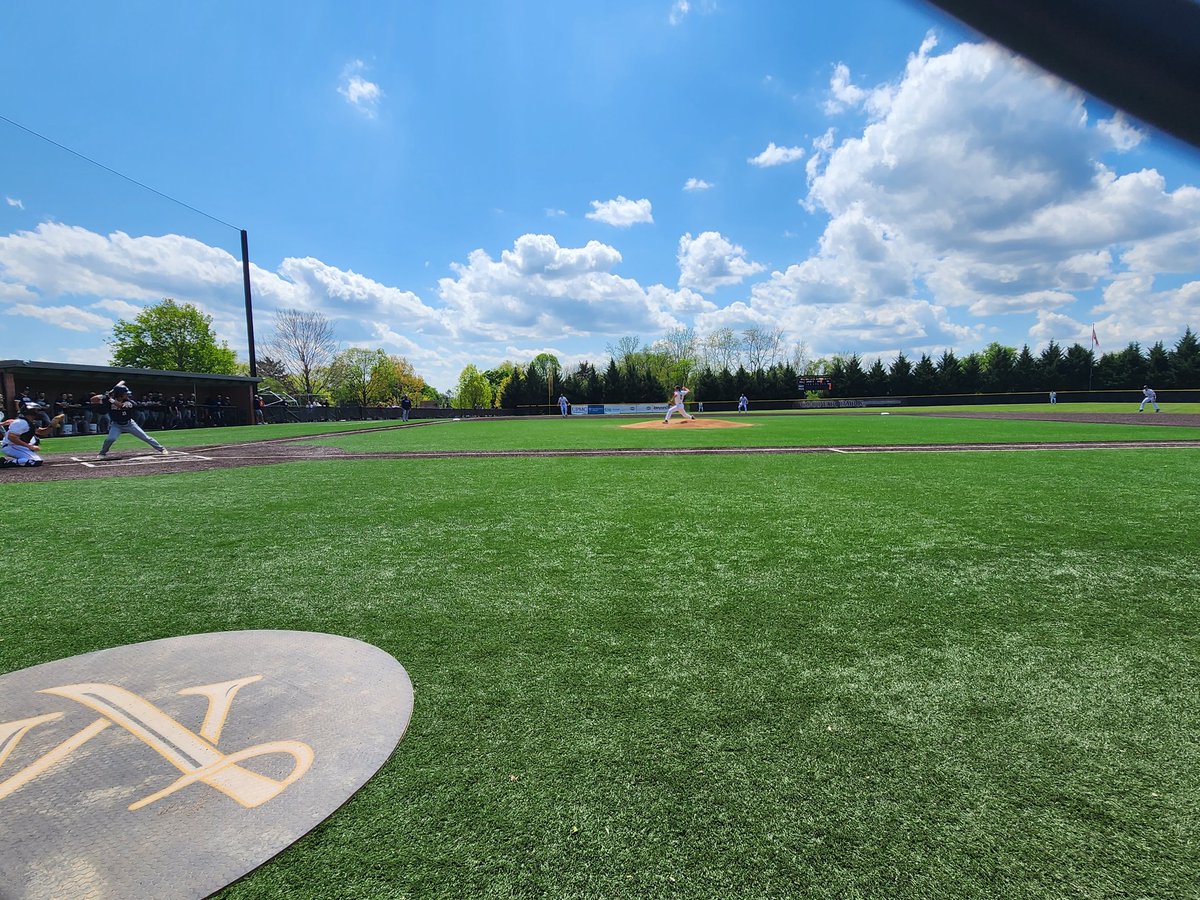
xmin=91 ymin=382 xmax=169 ymax=457
xmin=663 ymin=386 xmax=695 ymax=423
xmin=1 ymin=403 xmax=65 ymax=468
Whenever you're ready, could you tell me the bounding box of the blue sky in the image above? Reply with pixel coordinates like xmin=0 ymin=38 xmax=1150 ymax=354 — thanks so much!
xmin=3 ymin=1 xmax=1200 ymax=391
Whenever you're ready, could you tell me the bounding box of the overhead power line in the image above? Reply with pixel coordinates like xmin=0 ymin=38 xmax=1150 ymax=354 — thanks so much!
xmin=0 ymin=112 xmax=241 ymax=232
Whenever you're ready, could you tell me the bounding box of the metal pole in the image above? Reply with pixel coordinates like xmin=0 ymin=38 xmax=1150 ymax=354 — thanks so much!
xmin=241 ymin=229 xmax=257 ymax=377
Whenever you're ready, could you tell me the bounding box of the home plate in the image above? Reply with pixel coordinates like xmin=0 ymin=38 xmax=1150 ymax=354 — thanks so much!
xmin=75 ymin=451 xmax=212 ymax=468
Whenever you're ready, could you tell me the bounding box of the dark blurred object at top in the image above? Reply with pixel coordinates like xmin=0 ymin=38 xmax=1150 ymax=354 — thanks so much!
xmin=925 ymin=0 xmax=1200 ymax=149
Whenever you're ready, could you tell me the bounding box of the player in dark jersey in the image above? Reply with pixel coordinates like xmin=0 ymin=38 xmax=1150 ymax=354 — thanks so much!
xmin=90 ymin=381 xmax=168 ymax=458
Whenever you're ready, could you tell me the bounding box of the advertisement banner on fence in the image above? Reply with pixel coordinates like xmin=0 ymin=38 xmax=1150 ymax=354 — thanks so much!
xmin=571 ymin=403 xmax=670 ymax=415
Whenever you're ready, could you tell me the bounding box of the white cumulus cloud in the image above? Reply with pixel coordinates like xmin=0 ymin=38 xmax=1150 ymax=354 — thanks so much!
xmin=677 ymin=231 xmax=765 ymax=293
xmin=748 ymin=142 xmax=805 ymax=168
xmin=338 ymin=60 xmax=383 ymax=118
xmin=437 ymin=233 xmax=708 ymax=341
xmin=585 ymin=196 xmax=654 ymax=227
xmin=683 ymin=178 xmax=713 ymax=192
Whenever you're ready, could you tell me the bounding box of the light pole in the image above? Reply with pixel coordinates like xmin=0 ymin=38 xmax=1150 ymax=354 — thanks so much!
xmin=241 ymin=230 xmax=257 ymax=378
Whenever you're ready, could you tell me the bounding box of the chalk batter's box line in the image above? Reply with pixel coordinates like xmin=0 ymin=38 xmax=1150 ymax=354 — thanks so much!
xmin=75 ymin=452 xmax=214 ymax=468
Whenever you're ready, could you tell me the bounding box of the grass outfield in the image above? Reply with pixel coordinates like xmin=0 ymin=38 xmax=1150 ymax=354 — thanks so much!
xmin=318 ymin=414 xmax=1200 ymax=453
xmin=4 ymin=422 xmax=1199 ymax=898
xmin=32 ymin=402 xmax=1200 ymax=457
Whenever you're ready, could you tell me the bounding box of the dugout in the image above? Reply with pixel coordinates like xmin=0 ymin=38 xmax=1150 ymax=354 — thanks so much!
xmin=0 ymin=360 xmax=261 ymax=426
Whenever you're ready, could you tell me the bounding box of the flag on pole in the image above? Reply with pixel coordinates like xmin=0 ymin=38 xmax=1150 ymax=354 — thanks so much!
xmin=1091 ymin=325 xmax=1100 ymax=349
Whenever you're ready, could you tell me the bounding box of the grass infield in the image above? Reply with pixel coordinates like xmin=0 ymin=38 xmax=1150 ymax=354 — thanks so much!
xmin=4 ymin=413 xmax=1198 ymax=898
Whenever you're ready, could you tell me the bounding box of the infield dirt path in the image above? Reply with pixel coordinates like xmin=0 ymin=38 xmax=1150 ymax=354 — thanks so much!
xmin=7 ymin=411 xmax=1200 ymax=483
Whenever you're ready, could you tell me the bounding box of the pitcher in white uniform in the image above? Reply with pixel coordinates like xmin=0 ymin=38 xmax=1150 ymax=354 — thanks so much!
xmin=663 ymin=386 xmax=694 ymax=424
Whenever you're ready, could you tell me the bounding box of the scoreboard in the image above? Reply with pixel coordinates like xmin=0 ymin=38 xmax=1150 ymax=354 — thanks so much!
xmin=798 ymin=376 xmax=833 ymax=391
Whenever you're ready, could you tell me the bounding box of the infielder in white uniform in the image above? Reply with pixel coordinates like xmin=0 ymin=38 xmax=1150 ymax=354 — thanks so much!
xmin=1139 ymin=385 xmax=1161 ymax=412
xmin=663 ymin=386 xmax=694 ymax=423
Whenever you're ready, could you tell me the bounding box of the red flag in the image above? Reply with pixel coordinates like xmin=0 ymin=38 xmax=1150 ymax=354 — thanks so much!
xmin=1091 ymin=325 xmax=1100 ymax=348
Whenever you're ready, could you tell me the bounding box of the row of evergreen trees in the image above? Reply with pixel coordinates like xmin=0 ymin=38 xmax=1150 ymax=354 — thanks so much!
xmin=496 ymin=327 xmax=1199 ymax=408
xmin=827 ymin=330 xmax=1199 ymax=398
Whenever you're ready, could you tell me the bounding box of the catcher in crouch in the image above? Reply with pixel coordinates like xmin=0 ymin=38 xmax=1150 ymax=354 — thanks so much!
xmin=91 ymin=381 xmax=168 ymax=458
xmin=1 ymin=402 xmax=66 ymax=468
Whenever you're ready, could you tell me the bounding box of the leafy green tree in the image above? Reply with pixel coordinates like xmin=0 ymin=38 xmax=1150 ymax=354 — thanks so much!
xmin=605 ymin=336 xmax=641 ymax=372
xmin=499 ymin=367 xmax=528 ymax=409
xmin=455 ymin=364 xmax=492 ymax=409
xmin=392 ymin=355 xmax=429 ymax=402
xmin=653 ymin=327 xmax=698 ymax=394
xmin=327 ymin=347 xmax=387 ymax=406
xmin=484 ymin=362 xmax=520 ymax=407
xmin=531 ymin=352 xmax=561 ymax=412
xmin=108 ymin=298 xmax=238 ymax=373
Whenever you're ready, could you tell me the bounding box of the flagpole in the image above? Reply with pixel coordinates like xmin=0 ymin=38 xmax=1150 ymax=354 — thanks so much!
xmin=1089 ymin=324 xmax=1097 ymax=395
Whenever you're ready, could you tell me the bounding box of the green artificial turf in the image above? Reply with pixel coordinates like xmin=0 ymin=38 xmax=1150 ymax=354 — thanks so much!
xmin=318 ymin=412 xmax=1200 ymax=453
xmin=32 ymin=404 xmax=1200 ymax=458
xmin=3 ymin=439 xmax=1198 ymax=898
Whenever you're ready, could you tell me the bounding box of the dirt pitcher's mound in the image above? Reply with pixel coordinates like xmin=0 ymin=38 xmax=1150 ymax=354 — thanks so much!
xmin=622 ymin=418 xmax=753 ymax=429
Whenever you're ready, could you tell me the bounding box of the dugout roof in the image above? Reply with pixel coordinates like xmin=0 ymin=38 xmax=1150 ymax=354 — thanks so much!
xmin=0 ymin=360 xmax=260 ymax=416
